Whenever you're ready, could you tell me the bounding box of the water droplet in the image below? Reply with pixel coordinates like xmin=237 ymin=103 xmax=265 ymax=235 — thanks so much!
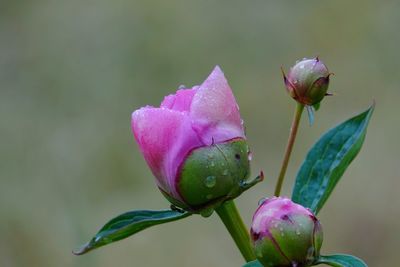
xmin=296 ymin=229 xmax=301 ymax=235
xmin=293 ymin=80 xmax=298 ymax=84
xmin=223 ymin=169 xmax=229 ymax=176
xmin=178 ymin=84 xmax=186 ymax=89
xmin=291 ymin=261 xmax=298 ymax=267
xmin=94 ymin=236 xmax=101 ymax=242
xmin=200 ymin=208 xmax=214 ymax=217
xmin=247 ymin=152 xmax=253 ymax=161
xmin=300 ymin=64 xmax=305 ymax=69
xmin=210 ymin=161 xmax=215 ymax=167
xmin=279 ymin=227 xmax=283 ymax=231
xmin=204 ymin=176 xmax=216 ymax=188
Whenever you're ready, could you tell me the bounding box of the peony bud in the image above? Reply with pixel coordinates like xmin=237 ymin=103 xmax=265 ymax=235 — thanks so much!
xmin=251 ymin=197 xmax=323 ymax=267
xmin=282 ymin=57 xmax=331 ymax=106
xmin=132 ymin=66 xmax=256 ymax=215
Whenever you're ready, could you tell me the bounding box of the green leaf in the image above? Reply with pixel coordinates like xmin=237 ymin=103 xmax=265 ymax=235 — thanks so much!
xmin=314 ymin=254 xmax=368 ymax=267
xmin=73 ymin=209 xmax=191 ymax=255
xmin=292 ymin=104 xmax=374 ymax=214
xmin=243 ymin=260 xmax=263 ymax=267
xmin=313 ymin=102 xmax=321 ymax=111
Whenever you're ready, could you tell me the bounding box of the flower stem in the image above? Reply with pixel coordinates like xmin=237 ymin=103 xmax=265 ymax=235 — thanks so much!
xmin=274 ymin=103 xmax=304 ymax=196
xmin=215 ymin=200 xmax=256 ymax=262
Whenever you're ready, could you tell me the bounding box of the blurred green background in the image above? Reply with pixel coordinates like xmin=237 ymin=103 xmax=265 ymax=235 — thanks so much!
xmin=1 ymin=0 xmax=399 ymax=266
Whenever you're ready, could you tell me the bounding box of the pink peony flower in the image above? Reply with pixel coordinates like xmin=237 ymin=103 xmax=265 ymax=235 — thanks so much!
xmin=131 ymin=66 xmax=248 ymax=210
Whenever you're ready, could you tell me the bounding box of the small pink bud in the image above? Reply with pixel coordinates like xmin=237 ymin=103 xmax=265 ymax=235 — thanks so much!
xmin=283 ymin=57 xmax=331 ymax=106
xmin=251 ymin=197 xmax=323 ymax=267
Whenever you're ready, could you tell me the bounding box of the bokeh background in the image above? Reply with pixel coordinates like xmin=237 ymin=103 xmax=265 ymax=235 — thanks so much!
xmin=1 ymin=1 xmax=399 ymax=266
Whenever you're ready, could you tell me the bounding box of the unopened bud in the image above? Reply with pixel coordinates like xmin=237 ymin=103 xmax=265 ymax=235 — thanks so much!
xmin=251 ymin=197 xmax=323 ymax=267
xmin=283 ymin=57 xmax=331 ymax=106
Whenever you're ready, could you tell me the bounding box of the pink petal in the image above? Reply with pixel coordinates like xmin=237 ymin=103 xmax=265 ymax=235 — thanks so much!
xmin=131 ymin=107 xmax=202 ymax=199
xmin=252 ymin=197 xmax=313 ymax=235
xmin=160 ymin=88 xmax=197 ymax=112
xmin=190 ymin=66 xmax=245 ymax=145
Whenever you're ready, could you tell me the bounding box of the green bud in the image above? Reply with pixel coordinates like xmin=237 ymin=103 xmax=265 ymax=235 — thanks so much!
xmin=283 ymin=57 xmax=331 ymax=106
xmin=251 ymin=197 xmax=323 ymax=267
xmin=177 ymin=139 xmax=250 ymax=213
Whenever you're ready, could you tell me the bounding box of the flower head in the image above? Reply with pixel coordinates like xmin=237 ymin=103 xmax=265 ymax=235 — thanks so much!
xmin=251 ymin=197 xmax=323 ymax=267
xmin=131 ymin=66 xmax=251 ymax=212
xmin=283 ymin=57 xmax=331 ymax=106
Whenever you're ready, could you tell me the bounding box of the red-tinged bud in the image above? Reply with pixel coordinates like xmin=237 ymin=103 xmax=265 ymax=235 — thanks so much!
xmin=251 ymin=197 xmax=323 ymax=267
xmin=282 ymin=57 xmax=331 ymax=106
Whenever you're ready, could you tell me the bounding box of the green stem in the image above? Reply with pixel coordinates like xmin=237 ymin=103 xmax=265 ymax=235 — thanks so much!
xmin=215 ymin=200 xmax=256 ymax=262
xmin=274 ymin=103 xmax=304 ymax=196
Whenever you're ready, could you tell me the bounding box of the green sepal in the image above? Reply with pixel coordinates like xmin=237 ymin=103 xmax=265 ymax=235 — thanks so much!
xmin=174 ymin=139 xmax=263 ymax=216
xmin=162 ymin=170 xmax=263 ymax=217
xmin=314 ymin=254 xmax=367 ymax=267
xmin=73 ymin=209 xmax=191 ymax=255
xmin=307 ymin=76 xmax=330 ymax=105
xmin=253 ymin=237 xmax=291 ymax=266
xmin=243 ymin=260 xmax=263 ymax=267
xmin=313 ymin=102 xmax=321 ymax=111
xmin=292 ymin=103 xmax=374 ymax=214
xmin=179 ymin=139 xmax=250 ymax=206
xmin=254 ymin=214 xmax=323 ymax=267
xmin=272 ymin=215 xmax=322 ymax=265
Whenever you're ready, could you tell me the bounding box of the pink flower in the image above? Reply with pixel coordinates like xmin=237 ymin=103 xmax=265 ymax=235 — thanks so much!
xmin=131 ymin=66 xmax=246 ymax=207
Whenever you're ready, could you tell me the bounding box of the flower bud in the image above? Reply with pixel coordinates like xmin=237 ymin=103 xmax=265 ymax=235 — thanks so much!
xmin=283 ymin=57 xmax=331 ymax=105
xmin=132 ymin=66 xmax=258 ymax=215
xmin=251 ymin=197 xmax=323 ymax=267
